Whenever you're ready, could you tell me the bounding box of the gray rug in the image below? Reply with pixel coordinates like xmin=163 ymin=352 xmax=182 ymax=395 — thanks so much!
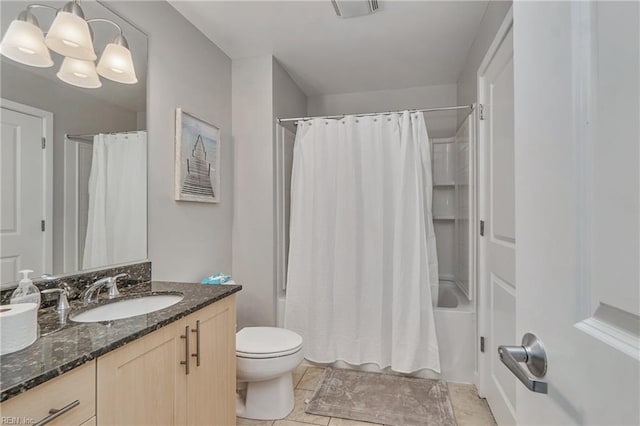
xmin=306 ymin=367 xmax=456 ymax=426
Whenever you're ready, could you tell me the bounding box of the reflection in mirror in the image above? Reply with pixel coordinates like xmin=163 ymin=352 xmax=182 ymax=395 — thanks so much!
xmin=0 ymin=1 xmax=147 ymax=289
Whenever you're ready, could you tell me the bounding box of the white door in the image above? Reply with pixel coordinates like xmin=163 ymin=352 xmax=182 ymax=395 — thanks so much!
xmin=510 ymin=2 xmax=640 ymax=425
xmin=0 ymin=102 xmax=52 ymax=286
xmin=477 ymin=11 xmax=516 ymax=425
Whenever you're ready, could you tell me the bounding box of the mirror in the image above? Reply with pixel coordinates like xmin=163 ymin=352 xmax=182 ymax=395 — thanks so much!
xmin=0 ymin=0 xmax=147 ymax=289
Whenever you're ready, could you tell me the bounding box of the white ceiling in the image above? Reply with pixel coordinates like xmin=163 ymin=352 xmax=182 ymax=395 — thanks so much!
xmin=0 ymin=0 xmax=147 ymax=112
xmin=169 ymin=0 xmax=489 ymax=96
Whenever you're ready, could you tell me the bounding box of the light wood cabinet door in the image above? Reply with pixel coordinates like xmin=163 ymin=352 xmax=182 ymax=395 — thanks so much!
xmin=0 ymin=360 xmax=95 ymax=426
xmin=97 ymin=320 xmax=188 ymax=426
xmin=186 ymin=295 xmax=236 ymax=426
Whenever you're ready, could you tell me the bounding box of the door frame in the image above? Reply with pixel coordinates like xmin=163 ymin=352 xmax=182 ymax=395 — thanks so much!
xmin=0 ymin=98 xmax=53 ymax=276
xmin=476 ymin=6 xmax=513 ymax=400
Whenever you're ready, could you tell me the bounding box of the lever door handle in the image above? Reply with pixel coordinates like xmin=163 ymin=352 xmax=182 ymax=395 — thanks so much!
xmin=498 ymin=333 xmax=548 ymax=394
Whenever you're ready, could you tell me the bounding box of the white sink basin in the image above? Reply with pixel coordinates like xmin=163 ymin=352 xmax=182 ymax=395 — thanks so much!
xmin=70 ymin=294 xmax=183 ymax=323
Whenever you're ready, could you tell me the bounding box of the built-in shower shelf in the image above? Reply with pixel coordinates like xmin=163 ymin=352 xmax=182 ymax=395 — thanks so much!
xmin=433 ymin=216 xmax=456 ymax=221
xmin=434 ymin=183 xmax=456 ymax=187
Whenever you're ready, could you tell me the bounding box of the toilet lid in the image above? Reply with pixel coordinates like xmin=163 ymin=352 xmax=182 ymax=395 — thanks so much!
xmin=236 ymin=327 xmax=303 ymax=357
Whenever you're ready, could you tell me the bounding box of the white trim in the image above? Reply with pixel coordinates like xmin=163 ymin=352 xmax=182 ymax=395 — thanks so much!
xmin=475 ymin=6 xmax=513 ymax=400
xmin=1 ymin=98 xmax=54 ymax=275
xmin=576 ymin=318 xmax=640 ymax=362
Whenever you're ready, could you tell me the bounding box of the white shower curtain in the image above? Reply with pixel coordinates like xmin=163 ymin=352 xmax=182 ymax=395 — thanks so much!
xmin=284 ymin=111 xmax=440 ymax=373
xmin=83 ymin=131 xmax=147 ymax=269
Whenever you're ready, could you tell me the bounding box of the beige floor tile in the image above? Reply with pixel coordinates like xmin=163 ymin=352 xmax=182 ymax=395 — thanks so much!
xmin=297 ymin=367 xmax=325 ymax=391
xmin=293 ymin=365 xmax=309 ymax=388
xmin=236 ymin=416 xmax=275 ymax=426
xmin=285 ymin=389 xmax=330 ymax=426
xmin=274 ymin=420 xmax=322 ymax=426
xmin=447 ymin=382 xmax=496 ymax=426
xmin=328 ymin=417 xmax=383 ymax=425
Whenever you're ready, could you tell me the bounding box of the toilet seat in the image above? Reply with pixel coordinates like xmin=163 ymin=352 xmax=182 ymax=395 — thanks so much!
xmin=236 ymin=327 xmax=303 ymax=359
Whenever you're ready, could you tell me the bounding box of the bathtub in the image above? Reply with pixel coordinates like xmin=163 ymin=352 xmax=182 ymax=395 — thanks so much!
xmin=432 ymin=280 xmax=477 ymax=383
xmin=276 ymin=280 xmax=477 ymax=384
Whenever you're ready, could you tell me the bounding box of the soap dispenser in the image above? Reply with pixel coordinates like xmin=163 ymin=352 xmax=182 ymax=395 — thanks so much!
xmin=10 ymin=269 xmax=41 ymax=306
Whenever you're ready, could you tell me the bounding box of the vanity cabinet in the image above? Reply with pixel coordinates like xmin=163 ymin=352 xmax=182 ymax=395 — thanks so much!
xmin=185 ymin=294 xmax=236 ymax=426
xmin=96 ymin=294 xmax=236 ymax=426
xmin=96 ymin=320 xmax=187 ymax=425
xmin=0 ymin=360 xmax=96 ymax=425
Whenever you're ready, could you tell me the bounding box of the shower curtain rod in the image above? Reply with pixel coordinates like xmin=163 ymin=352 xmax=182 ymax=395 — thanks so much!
xmin=65 ymin=130 xmax=142 ymax=142
xmin=276 ymin=104 xmax=474 ymax=124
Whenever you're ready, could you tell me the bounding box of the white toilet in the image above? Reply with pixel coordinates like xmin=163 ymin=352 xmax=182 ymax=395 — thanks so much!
xmin=236 ymin=327 xmax=304 ymax=420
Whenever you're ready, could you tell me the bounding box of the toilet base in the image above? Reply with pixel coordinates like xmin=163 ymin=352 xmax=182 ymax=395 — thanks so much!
xmin=236 ymin=372 xmax=295 ymax=420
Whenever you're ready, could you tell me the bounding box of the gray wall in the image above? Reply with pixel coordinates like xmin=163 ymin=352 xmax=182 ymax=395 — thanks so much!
xmin=107 ymin=1 xmax=233 ymax=282
xmin=456 ymin=0 xmax=512 ymax=112
xmin=272 ymin=58 xmax=307 ymax=324
xmin=307 ymin=84 xmax=458 ymax=138
xmin=231 ymin=55 xmax=306 ymax=328
xmin=273 ymin=59 xmax=307 ymax=130
xmin=232 ymin=55 xmax=274 ymax=327
xmin=0 ymin=61 xmax=137 ymax=274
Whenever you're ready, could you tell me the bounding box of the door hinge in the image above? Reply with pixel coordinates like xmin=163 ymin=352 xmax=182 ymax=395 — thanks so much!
xmin=41 ymin=220 xmax=45 ymax=232
xmin=479 ymin=104 xmax=485 ymax=120
xmin=480 ymin=220 xmax=485 ymax=236
xmin=480 ymin=336 xmax=485 ymax=353
xmin=42 ymin=137 xmax=46 ymax=149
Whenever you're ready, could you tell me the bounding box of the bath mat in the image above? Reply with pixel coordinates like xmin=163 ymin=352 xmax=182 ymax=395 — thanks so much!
xmin=305 ymin=367 xmax=456 ymax=426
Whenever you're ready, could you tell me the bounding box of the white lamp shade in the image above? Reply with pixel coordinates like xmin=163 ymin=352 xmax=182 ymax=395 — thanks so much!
xmin=0 ymin=20 xmax=53 ymax=67
xmin=96 ymin=43 xmax=137 ymax=84
xmin=45 ymin=12 xmax=96 ymax=60
xmin=57 ymin=57 xmax=101 ymax=88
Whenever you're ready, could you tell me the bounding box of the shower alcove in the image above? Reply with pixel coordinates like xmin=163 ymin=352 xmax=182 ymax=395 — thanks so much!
xmin=275 ymin=109 xmax=477 ymax=383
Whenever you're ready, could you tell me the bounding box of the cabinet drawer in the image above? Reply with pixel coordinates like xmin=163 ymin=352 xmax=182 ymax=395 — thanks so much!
xmin=1 ymin=360 xmax=96 ymax=426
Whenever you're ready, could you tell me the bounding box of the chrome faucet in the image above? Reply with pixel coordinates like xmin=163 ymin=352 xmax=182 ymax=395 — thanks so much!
xmin=41 ymin=282 xmax=71 ymax=312
xmin=82 ymin=273 xmax=129 ymax=304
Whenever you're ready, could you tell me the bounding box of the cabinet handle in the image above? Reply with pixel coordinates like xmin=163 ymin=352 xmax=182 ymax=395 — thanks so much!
xmin=191 ymin=319 xmax=201 ymax=367
xmin=34 ymin=400 xmax=80 ymax=426
xmin=180 ymin=325 xmax=190 ymax=375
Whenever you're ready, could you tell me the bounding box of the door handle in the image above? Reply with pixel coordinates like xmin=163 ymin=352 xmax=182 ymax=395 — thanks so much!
xmin=498 ymin=332 xmax=548 ymax=394
xmin=180 ymin=325 xmax=190 ymax=375
xmin=191 ymin=319 xmax=201 ymax=367
xmin=34 ymin=400 xmax=80 ymax=425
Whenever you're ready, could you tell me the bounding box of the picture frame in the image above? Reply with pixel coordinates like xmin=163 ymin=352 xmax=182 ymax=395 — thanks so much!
xmin=174 ymin=108 xmax=221 ymax=203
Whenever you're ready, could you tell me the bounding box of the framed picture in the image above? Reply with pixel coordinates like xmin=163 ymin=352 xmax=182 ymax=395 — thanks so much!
xmin=174 ymin=108 xmax=221 ymax=203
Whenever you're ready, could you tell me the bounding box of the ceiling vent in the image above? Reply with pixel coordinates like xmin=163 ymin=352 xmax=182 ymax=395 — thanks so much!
xmin=331 ymin=0 xmax=379 ymax=18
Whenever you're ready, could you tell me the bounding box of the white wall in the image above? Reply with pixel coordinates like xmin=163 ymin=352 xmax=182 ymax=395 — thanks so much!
xmin=456 ymin=0 xmax=512 ymax=116
xmin=106 ymin=1 xmax=233 ymax=282
xmin=307 ymin=84 xmax=458 ymax=138
xmin=0 ymin=61 xmax=137 ymax=274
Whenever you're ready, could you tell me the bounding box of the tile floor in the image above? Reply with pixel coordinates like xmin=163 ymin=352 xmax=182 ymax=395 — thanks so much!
xmin=236 ymin=364 xmax=496 ymax=426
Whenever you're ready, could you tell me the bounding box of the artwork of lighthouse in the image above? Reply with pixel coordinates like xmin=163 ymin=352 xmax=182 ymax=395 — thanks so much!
xmin=175 ymin=108 xmax=221 ymax=203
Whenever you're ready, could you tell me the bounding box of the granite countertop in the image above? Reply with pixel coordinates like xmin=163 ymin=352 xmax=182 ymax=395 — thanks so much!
xmin=0 ymin=281 xmax=241 ymax=402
